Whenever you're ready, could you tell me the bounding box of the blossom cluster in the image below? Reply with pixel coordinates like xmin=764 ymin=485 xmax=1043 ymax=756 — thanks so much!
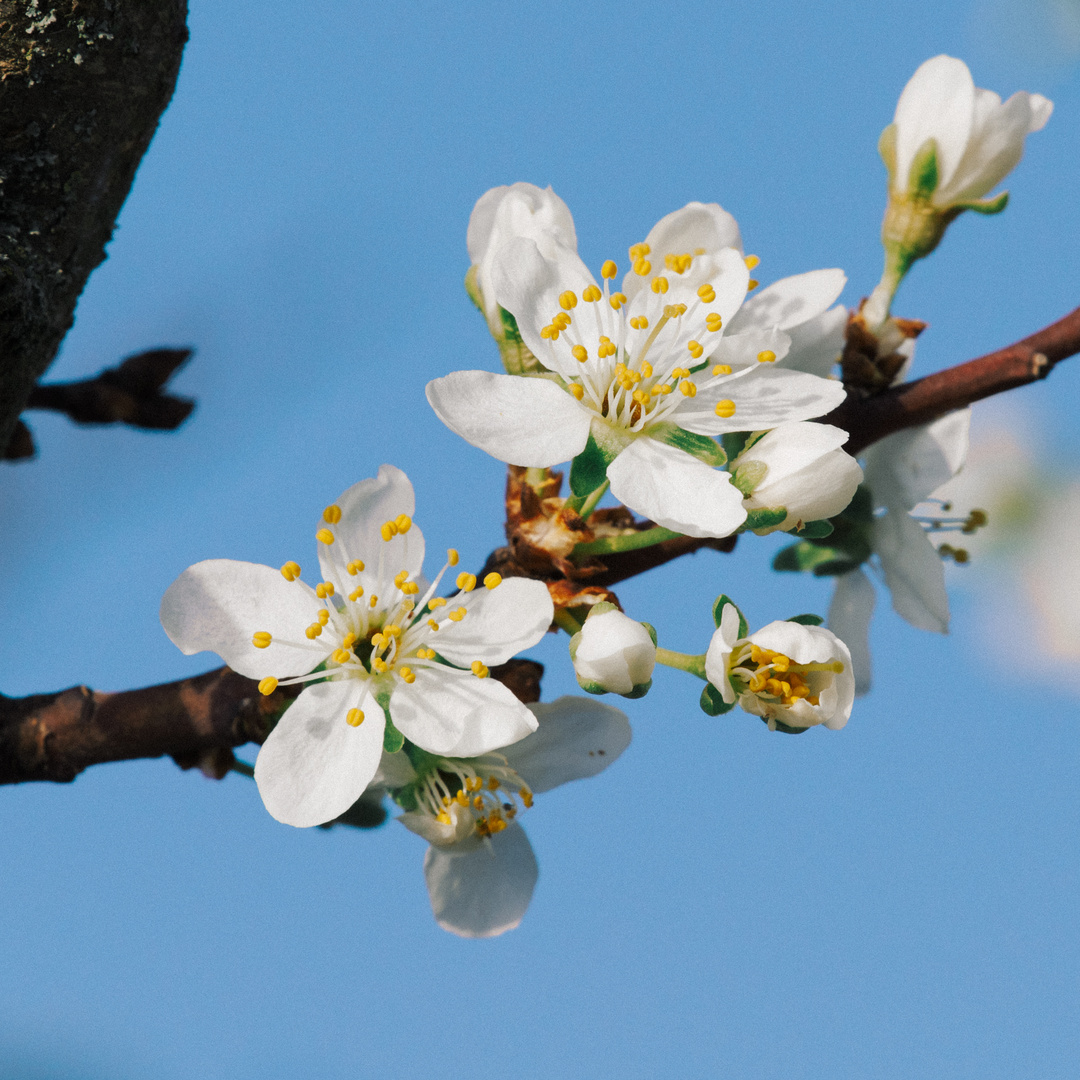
xmin=160 ymin=55 xmax=1049 ymax=936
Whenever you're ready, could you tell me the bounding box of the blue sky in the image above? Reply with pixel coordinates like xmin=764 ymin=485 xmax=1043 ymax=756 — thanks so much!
xmin=2 ymin=2 xmax=1079 ymax=1077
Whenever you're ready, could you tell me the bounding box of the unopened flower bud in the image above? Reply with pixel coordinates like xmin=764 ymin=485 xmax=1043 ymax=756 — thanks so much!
xmin=569 ymin=604 xmax=656 ymax=698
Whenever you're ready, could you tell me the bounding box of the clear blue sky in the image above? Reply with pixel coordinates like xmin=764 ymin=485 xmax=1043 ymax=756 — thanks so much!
xmin=2 ymin=1 xmax=1079 ymax=1077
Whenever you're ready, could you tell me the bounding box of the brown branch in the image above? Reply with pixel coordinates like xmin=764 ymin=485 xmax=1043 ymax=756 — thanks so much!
xmin=0 ymin=659 xmax=544 ymax=787
xmin=0 ymin=1 xmax=190 ymax=455
xmin=827 ymin=305 xmax=1080 ymax=454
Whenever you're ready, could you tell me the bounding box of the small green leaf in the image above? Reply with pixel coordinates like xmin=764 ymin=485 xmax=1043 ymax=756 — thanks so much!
xmin=772 ymin=541 xmax=864 ymax=577
xmin=712 ymin=594 xmax=748 ymax=639
xmin=382 ymin=716 xmax=405 ymax=754
xmin=878 ymin=122 xmax=898 ymax=177
xmin=721 ymin=431 xmax=751 ymax=461
xmin=621 ymin=680 xmax=652 ymax=700
xmin=745 ymin=506 xmax=788 ymax=532
xmin=787 ymin=614 xmax=824 ymax=626
xmin=908 ymin=137 xmax=939 ymax=200
xmin=499 ymin=305 xmax=523 ymax=343
xmin=958 ymin=190 xmax=1009 ymax=215
xmin=640 ymin=621 xmax=658 ymax=647
xmin=567 ymin=631 xmax=582 ymax=661
xmin=797 ymin=519 xmax=834 ymax=539
xmin=650 ymin=422 xmax=726 ymax=467
xmin=570 ymin=431 xmax=615 ymax=496
xmin=576 ymin=677 xmax=609 ymax=696
xmin=700 ymin=683 xmax=735 ymax=716
xmin=583 ymin=600 xmax=620 ymax=621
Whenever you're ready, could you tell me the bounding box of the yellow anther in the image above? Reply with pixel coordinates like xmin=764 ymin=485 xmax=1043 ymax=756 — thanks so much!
xmin=744 ymin=254 xmax=760 ymax=270
xmin=572 ymin=344 xmax=588 ymax=363
xmin=638 ymin=361 xmax=652 ymax=378
xmin=380 ymin=521 xmax=397 ymax=542
xmin=650 ymin=276 xmax=669 ymax=294
xmin=252 ymin=632 xmax=272 ymax=649
xmin=629 ymin=315 xmax=649 ymax=330
xmin=484 ymin=572 xmax=502 ymax=590
xmin=569 ymin=383 xmax=585 ymax=400
xmin=712 ymin=364 xmax=732 ymax=376
xmin=447 ymin=549 xmax=460 ymax=566
xmin=540 ymin=325 xmax=555 ymax=339
xmin=629 ymin=243 xmax=651 ymax=260
xmin=610 ymin=292 xmax=627 ymax=310
xmin=520 ymin=787 xmax=534 ymax=808
xmin=757 ymin=350 xmax=777 ymax=363
xmin=416 ymin=647 xmax=436 ymax=660
xmin=671 ymin=367 xmax=689 ymax=378
xmin=657 ymin=384 xmax=672 ymax=395
xmin=715 ymin=399 xmax=736 ymax=418
xmin=346 ymin=708 xmax=365 ymax=727
xmin=402 ymin=581 xmax=420 ymax=595
xmin=671 ymin=302 xmax=687 ymax=316
xmin=342 ymin=632 xmax=356 ymax=648
xmin=394 ymin=570 xmax=409 ymax=588
xmin=323 ymin=504 xmax=342 ymax=524
xmin=471 ymin=660 xmax=490 ymax=679
xmin=395 ymin=514 xmax=412 ymax=534
xmin=372 ymin=657 xmax=388 ymax=674
xmin=427 ymin=618 xmax=440 ymax=631
xmin=455 ymin=789 xmax=469 ymax=806
xmin=633 ymin=258 xmax=652 ymax=276
xmin=601 ymin=259 xmax=618 ymax=279
xmin=317 ymin=609 xmax=330 ymax=626
xmin=449 ymin=607 xmax=467 ymax=622
xmin=258 ymin=677 xmax=278 ymax=696
xmin=679 ymin=380 xmax=697 ymax=397
xmin=332 ymin=648 xmax=351 ymax=664
xmin=650 ymin=386 xmax=663 ymax=396
xmin=398 ymin=666 xmax=416 ymax=684
xmin=315 ymin=582 xmax=334 ymax=600
xmin=665 ymin=253 xmax=693 ymax=274
xmin=559 ymin=290 xmax=578 ymax=310
xmin=687 ymin=340 xmax=704 ymax=359
xmin=371 ymin=632 xmax=386 ymax=649
xmin=554 ymin=312 xmax=571 ymax=328
xmin=349 ymin=586 xmax=364 ymax=602
xmin=456 ymin=571 xmax=477 ymax=592
xmin=280 ymin=561 xmax=301 ymax=581
xmin=632 ymin=389 xmax=649 ymax=405
xmin=473 ymin=795 xmax=485 ymax=810
xmin=305 ymin=624 xmax=321 ymax=640
xmin=697 ymin=283 xmax=716 ymax=302
xmin=429 ymin=597 xmax=447 ymax=608
xmin=316 ymin=529 xmax=335 ymax=545
xmin=347 ymin=560 xmax=365 ymax=575
xmin=582 ymin=284 xmax=602 ymax=303
xmin=384 ymin=624 xmax=401 ymax=638
xmin=747 ymin=279 xmax=759 ymax=291
xmin=436 ymin=811 xmax=451 ymax=825
xmin=369 ymin=595 xmax=379 ymax=608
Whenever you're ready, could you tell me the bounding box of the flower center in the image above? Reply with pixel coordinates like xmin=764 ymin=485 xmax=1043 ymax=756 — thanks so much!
xmin=414 ymin=758 xmax=534 ymax=840
xmin=728 ymin=643 xmax=844 ymax=708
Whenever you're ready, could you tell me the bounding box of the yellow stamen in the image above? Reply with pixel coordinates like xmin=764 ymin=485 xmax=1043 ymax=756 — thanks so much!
xmin=252 ymin=631 xmax=272 ymax=649
xmin=349 ymin=586 xmax=364 ymax=601
xmin=427 ymin=619 xmax=440 ymax=631
xmin=706 ymin=313 xmax=722 ymax=332
xmin=315 ymin=583 xmax=334 ymax=600
xmin=757 ymin=350 xmax=776 ymax=363
xmin=316 ymin=529 xmax=334 ymax=545
xmin=346 ymin=708 xmax=365 ymax=727
xmin=569 ymin=383 xmax=585 ymax=400
xmin=317 ymin=609 xmax=330 ymax=625
xmin=323 ymin=504 xmax=342 ymax=524
xmin=629 ymin=315 xmax=649 ymax=330
xmin=394 ymin=570 xmax=409 ymax=588
xmin=601 ymin=260 xmax=618 ymax=279
xmin=380 ymin=521 xmax=397 ymax=542
xmin=629 ymin=242 xmax=650 ymax=260
xmin=429 ymin=597 xmax=447 ymax=608
xmin=679 ymin=380 xmax=696 ymax=397
xmin=280 ymin=561 xmax=301 ymax=581
xmin=744 ymin=254 xmax=760 ymax=270
xmin=332 ymin=648 xmax=351 ymax=664
xmin=582 ymin=284 xmax=602 ymax=303
xmin=347 ymin=559 xmax=364 ymax=575
xmin=715 ymin=399 xmax=736 ymax=418
xmin=687 ymin=340 xmax=704 ymax=359
xmin=471 ymin=660 xmax=490 ymax=679
xmin=447 ymin=549 xmax=460 ymax=566
xmin=398 ymin=666 xmax=416 ymax=684
xmin=456 ymin=572 xmax=477 ymax=592
xmin=484 ymin=572 xmax=502 ymax=590
xmin=395 ymin=514 xmax=412 ymax=534
xmin=305 ymin=624 xmax=321 ymax=640
xmin=610 ymin=292 xmax=627 ymax=310
xmin=258 ymin=677 xmax=278 ymax=696
xmin=633 ymin=258 xmax=651 ymax=276
xmin=448 ymin=607 xmax=467 ymax=622
xmin=520 ymin=787 xmax=534 ymax=808
xmin=650 ymin=276 xmax=669 ymax=294
xmin=372 ymin=658 xmax=388 ymax=674
xmin=712 ymin=364 xmax=732 ymax=376
xmin=369 ymin=595 xmax=379 ymax=608
xmin=697 ymin=283 xmax=716 ymax=303
xmin=559 ymin=290 xmax=578 ymax=310
xmin=747 ymin=279 xmax=759 ymax=290
xmin=572 ymin=345 xmax=588 ymax=363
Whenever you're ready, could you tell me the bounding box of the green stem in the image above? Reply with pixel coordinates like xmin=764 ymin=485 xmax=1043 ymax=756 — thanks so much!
xmin=577 ymin=479 xmax=610 ymax=520
xmin=553 ymin=607 xmax=585 ymax=635
xmin=231 ymin=758 xmax=255 ymax=779
xmin=655 ymin=647 xmax=708 ymax=680
xmin=572 ymin=525 xmax=682 ymax=558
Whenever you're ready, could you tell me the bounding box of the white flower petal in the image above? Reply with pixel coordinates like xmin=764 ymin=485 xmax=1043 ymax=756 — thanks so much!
xmin=704 ymin=623 xmax=738 ymax=704
xmin=160 ymin=559 xmax=321 ymax=679
xmin=253 ymin=680 xmax=384 ymax=827
xmin=750 ymin=619 xmax=843 ymax=666
xmin=894 ymin=55 xmax=976 ymax=193
xmin=621 ymin=201 xmax=742 ymax=300
xmin=491 ymin=236 xmax=599 ymax=379
xmin=737 ymin=421 xmax=850 ymax=487
xmin=423 ymin=820 xmax=538 ymax=938
xmin=782 ymin=305 xmax=846 ymax=378
xmin=606 ymin=437 xmax=747 ymax=539
xmin=318 ymin=465 xmax=425 ymax=592
xmin=677 ymin=366 xmax=847 ymax=436
xmin=828 ymin=569 xmax=876 ymax=696
xmin=434 ymin=577 xmax=554 ymax=667
xmin=390 ymin=667 xmax=538 ymax=758
xmin=708 ymin=327 xmax=791 ymax=369
xmin=874 ymin=509 xmax=950 ymax=633
xmin=727 ymin=269 xmax=847 ymax=334
xmin=863 ymin=408 xmax=971 ymax=511
xmin=749 ymin=449 xmax=863 ymax=532
xmin=426 ymin=370 xmax=591 ymax=468
xmin=501 ymin=695 xmax=632 ymax=793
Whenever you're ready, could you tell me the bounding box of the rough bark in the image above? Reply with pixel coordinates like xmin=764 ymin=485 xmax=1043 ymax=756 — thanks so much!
xmin=0 ymin=0 xmax=189 ymax=455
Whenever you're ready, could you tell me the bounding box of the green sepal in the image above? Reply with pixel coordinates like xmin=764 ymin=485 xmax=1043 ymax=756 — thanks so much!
xmin=878 ymin=122 xmax=898 ymax=179
xmin=908 ymin=137 xmax=939 ymax=201
xmin=732 ymin=458 xmax=767 ymax=497
xmin=764 ymin=716 xmax=810 ymax=735
xmin=583 ymin=600 xmax=620 ymax=621
xmin=650 ymin=422 xmax=726 ymax=467
xmin=787 ymin=614 xmax=824 ymax=626
xmin=620 ymin=679 xmax=652 ymax=700
xmin=382 ymin=715 xmax=405 ymax=754
xmin=796 ymin=519 xmax=834 ymax=539
xmin=567 ymin=631 xmax=582 ymax=662
xmin=640 ymin=621 xmax=658 ymax=647
xmin=576 ymin=677 xmax=609 ymax=696
xmin=772 ymin=541 xmax=863 ymax=577
xmin=318 ymin=794 xmax=389 ymax=830
xmin=499 ymin=305 xmax=524 ymax=343
xmin=744 ymin=507 xmax=788 ymax=532
xmin=464 ymin=264 xmax=484 ymax=313
xmin=721 ymin=431 xmax=752 ymax=461
xmin=712 ymin=594 xmax=748 ymax=639
xmin=570 ymin=432 xmax=615 ymax=497
xmin=956 ymin=190 xmax=1009 ymax=215
xmin=700 ymin=683 xmax=735 ymax=716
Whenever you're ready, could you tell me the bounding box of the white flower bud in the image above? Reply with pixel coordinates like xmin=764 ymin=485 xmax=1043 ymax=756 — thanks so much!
xmin=733 ymin=422 xmax=863 ymax=534
xmin=570 ymin=607 xmax=656 ymax=697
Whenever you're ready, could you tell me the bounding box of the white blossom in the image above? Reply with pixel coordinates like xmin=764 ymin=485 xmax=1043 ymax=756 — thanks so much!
xmin=569 ymin=606 xmax=656 ymax=696
xmin=160 ymin=465 xmax=553 ymax=828
xmin=705 ymin=604 xmax=854 ymax=731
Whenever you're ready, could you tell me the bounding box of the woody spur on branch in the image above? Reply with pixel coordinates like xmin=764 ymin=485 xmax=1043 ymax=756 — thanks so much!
xmin=153 ymin=54 xmax=1052 ymax=936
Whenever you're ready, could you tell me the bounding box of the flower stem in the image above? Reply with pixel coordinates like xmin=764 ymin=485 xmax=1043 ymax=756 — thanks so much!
xmin=654 ymin=647 xmax=707 ymax=680
xmin=577 ymin=479 xmax=610 ymax=520
xmin=572 ymin=525 xmax=682 ymax=558
xmin=553 ymin=607 xmax=585 ymax=636
xmin=231 ymin=757 xmax=255 ymax=779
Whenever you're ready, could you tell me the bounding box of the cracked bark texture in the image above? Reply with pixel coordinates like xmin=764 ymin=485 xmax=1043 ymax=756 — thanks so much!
xmin=0 ymin=0 xmax=189 ymax=455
